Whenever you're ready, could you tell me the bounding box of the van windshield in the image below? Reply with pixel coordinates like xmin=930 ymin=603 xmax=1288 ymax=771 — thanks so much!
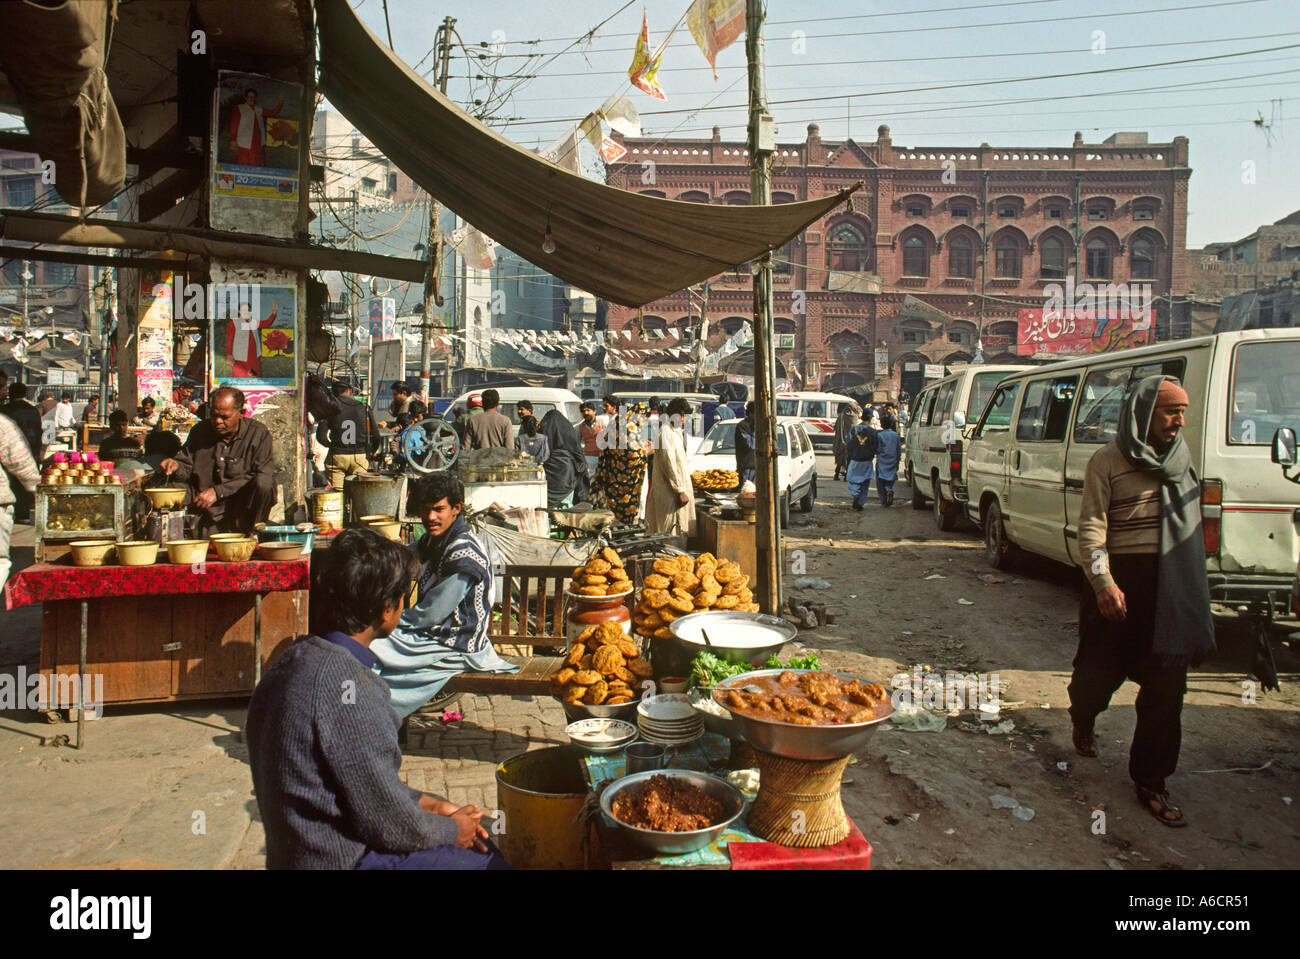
xmin=776 ymin=399 xmax=800 ymax=416
xmin=1229 ymin=341 xmax=1300 ymax=444
xmin=968 ymin=372 xmax=1008 ymax=420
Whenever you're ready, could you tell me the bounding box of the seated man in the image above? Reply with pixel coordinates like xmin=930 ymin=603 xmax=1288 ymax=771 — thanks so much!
xmin=247 ymin=527 xmax=507 ymax=869
xmin=370 ymin=472 xmax=519 ymax=717
xmin=159 ymin=385 xmax=275 ymax=536
xmin=98 ymin=410 xmax=145 ymax=463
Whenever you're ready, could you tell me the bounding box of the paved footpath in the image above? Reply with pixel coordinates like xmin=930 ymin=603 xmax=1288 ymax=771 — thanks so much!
xmin=0 ymin=523 xmax=564 ymax=869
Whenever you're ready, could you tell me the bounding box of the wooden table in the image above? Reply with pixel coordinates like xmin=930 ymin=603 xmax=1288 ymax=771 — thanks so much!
xmin=5 ymin=558 xmax=309 ymax=747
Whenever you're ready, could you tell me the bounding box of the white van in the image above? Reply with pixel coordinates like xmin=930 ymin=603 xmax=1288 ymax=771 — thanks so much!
xmin=447 ymin=387 xmax=583 ymax=426
xmin=962 ymin=330 xmax=1300 ymax=629
xmin=904 ymin=364 xmax=1030 ymax=530
xmin=774 ymin=391 xmax=857 ymax=449
xmin=610 ymin=391 xmax=715 ymax=454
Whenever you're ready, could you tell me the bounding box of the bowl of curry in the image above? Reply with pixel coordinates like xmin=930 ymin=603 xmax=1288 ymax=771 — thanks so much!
xmin=713 ymin=669 xmax=895 ymax=760
xmin=600 ymin=769 xmax=745 ymax=856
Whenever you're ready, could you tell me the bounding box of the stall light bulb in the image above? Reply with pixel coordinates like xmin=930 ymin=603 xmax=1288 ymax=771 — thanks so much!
xmin=542 ymin=228 xmax=557 ymax=255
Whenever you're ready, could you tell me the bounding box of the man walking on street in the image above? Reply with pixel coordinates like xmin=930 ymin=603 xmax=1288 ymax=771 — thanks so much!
xmin=1069 ymin=376 xmax=1214 ymax=828
xmin=578 ymin=401 xmax=602 ymax=478
xmin=465 ymin=388 xmax=512 ymax=450
xmin=845 ymin=408 xmax=879 ymax=512
xmin=832 ymin=401 xmax=857 ymax=481
xmin=0 ymin=412 xmax=39 ymax=591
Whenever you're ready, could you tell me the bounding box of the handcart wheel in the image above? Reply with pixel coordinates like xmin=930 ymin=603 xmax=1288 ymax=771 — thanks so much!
xmin=403 ymin=418 xmax=460 ymax=474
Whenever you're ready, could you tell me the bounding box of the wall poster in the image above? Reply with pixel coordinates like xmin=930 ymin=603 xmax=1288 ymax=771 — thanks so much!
xmin=212 ymin=71 xmax=303 ymax=202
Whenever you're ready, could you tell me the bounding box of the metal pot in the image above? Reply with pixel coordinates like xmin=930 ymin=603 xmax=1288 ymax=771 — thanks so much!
xmin=599 ymin=769 xmax=745 ymax=856
xmin=656 ymin=610 xmax=796 ymax=679
xmin=713 ymin=669 xmax=895 ymax=761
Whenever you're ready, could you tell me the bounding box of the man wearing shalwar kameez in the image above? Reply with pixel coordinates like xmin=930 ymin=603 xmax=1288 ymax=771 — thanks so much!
xmin=370 ymin=473 xmax=517 ymax=718
xmin=646 ymin=398 xmax=697 ymax=540
xmin=845 ymin=411 xmax=879 ymax=512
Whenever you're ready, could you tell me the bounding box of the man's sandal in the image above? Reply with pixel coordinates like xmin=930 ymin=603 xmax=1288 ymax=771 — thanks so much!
xmin=1072 ymin=724 xmax=1098 ymax=758
xmin=1135 ymin=785 xmax=1189 ymax=827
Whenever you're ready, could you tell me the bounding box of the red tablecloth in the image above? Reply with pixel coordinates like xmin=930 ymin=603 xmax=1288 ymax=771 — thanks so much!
xmin=5 ymin=558 xmax=310 ymax=610
xmin=727 ymin=817 xmax=873 ymax=870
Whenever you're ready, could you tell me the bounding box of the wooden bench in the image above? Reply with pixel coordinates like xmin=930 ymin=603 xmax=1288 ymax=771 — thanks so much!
xmin=489 ymin=563 xmax=570 ymax=650
xmin=442 ymin=655 xmax=563 ymax=695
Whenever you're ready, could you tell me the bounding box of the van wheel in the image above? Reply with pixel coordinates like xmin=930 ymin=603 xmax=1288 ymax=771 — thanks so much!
xmin=932 ymin=479 xmax=958 ymax=531
xmin=799 ymin=476 xmax=816 ymax=513
xmin=908 ymin=463 xmax=927 ymax=509
xmin=984 ymin=500 xmax=1016 ymax=570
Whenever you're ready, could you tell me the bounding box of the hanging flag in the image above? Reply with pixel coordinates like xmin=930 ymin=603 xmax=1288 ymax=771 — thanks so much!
xmin=599 ymin=137 xmax=628 ymax=163
xmin=628 ymin=11 xmax=667 ymax=100
xmin=578 ymin=112 xmax=603 ymax=150
xmin=599 ymin=95 xmax=642 ymax=138
xmin=686 ymin=0 xmax=747 ymax=80
xmin=448 ymin=226 xmax=497 ymax=270
xmin=540 ymin=124 xmax=583 ymax=173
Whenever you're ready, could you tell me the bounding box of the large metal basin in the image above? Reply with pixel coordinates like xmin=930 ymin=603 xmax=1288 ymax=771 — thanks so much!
xmin=713 ymin=669 xmax=895 ymax=760
xmin=600 ymin=769 xmax=745 ymax=856
xmin=656 ymin=610 xmax=795 ymax=678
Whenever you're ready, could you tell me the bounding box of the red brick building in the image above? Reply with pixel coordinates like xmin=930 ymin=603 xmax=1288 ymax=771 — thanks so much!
xmin=604 ymin=125 xmax=1189 ymax=402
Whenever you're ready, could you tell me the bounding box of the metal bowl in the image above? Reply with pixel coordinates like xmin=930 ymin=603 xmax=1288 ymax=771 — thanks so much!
xmin=659 ymin=610 xmax=797 ymax=678
xmin=564 ymin=718 xmax=637 ymax=755
xmin=688 ymin=687 xmax=740 ymax=740
xmin=561 ymin=696 xmax=641 ymax=724
xmin=600 ymin=769 xmax=746 ymax=856
xmin=143 ymin=487 xmax=187 ymax=510
xmin=713 ymin=668 xmax=895 ymax=760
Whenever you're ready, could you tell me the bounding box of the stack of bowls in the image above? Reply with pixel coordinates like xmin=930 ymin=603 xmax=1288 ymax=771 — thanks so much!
xmin=636 ymin=693 xmax=704 ymax=746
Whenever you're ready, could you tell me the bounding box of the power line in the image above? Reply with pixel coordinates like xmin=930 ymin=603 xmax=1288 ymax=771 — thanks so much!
xmin=478 ymin=0 xmax=1273 ymax=59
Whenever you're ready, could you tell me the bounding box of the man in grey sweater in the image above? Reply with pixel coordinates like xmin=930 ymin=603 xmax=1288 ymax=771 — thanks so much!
xmin=246 ymin=527 xmax=507 ymax=869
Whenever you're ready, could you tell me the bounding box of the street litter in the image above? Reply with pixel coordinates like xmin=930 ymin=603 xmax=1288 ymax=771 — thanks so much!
xmin=989 ymin=794 xmax=1019 ymax=809
xmin=891 ymin=703 xmax=947 ymax=733
xmin=957 ymin=598 xmax=975 ymax=605
xmin=793 ymin=576 xmax=832 ymax=589
xmin=1056 ymin=762 xmax=1070 ymax=772
xmin=906 ymin=812 xmax=921 ymax=822
xmin=924 ymin=573 xmax=946 ymax=580
xmin=978 ymin=573 xmax=1007 ymax=584
xmin=1013 ymin=806 xmax=1035 ymax=821
xmin=986 ymin=719 xmax=1015 ymax=735
xmin=944 ymin=828 xmax=956 ymax=835
xmin=901 ymin=629 xmax=914 ymax=635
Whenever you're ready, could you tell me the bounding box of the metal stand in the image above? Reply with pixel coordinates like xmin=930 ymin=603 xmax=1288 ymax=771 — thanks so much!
xmin=77 ymin=598 xmax=87 ymax=749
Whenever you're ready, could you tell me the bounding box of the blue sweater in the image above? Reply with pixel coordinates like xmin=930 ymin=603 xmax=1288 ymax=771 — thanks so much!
xmin=246 ymin=633 xmax=457 ymax=868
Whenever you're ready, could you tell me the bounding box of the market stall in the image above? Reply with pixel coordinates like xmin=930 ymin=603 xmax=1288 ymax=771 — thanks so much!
xmin=489 ymin=544 xmax=885 ymax=869
xmin=6 ymin=556 xmax=309 ymax=746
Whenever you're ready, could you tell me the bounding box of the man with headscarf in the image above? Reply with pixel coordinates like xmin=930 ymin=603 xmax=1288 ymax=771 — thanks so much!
xmin=1070 ymin=375 xmax=1214 ymax=828
xmin=539 ymin=408 xmax=588 ymax=508
xmin=845 ymin=407 xmax=879 ymax=513
xmin=874 ymin=412 xmax=901 ymax=506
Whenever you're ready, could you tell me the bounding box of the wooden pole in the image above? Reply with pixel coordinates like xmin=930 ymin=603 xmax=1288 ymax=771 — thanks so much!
xmin=746 ymin=0 xmax=781 ymax=613
xmin=420 ymin=16 xmax=455 ymax=402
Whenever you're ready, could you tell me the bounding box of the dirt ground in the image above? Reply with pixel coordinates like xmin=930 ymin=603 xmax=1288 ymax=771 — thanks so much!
xmin=783 ymin=460 xmax=1300 ymax=869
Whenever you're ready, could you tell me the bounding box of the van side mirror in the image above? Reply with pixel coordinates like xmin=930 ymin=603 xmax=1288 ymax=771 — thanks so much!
xmin=1272 ymin=427 xmax=1298 ymax=467
xmin=952 ymin=410 xmax=966 ymax=429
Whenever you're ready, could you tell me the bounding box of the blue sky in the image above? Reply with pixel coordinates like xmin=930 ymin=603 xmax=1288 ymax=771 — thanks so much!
xmin=350 ymin=0 xmax=1300 ymax=247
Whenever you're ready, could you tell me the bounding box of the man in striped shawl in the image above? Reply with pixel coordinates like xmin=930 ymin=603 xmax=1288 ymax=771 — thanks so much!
xmin=370 ymin=472 xmax=518 ymax=717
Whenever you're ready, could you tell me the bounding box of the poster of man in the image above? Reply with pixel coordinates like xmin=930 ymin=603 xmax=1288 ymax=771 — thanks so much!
xmin=213 ymin=71 xmax=302 ymax=200
xmin=214 ymin=286 xmax=297 ymax=387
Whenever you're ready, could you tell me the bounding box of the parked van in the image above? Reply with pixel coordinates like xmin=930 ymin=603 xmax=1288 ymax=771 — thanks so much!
xmin=905 ymin=364 xmax=1030 ymax=529
xmin=446 ymin=387 xmax=583 ymax=426
xmin=611 ymin=391 xmax=715 ymax=446
xmin=961 ymin=330 xmax=1300 ymax=629
xmin=774 ymin=391 xmax=857 ymax=449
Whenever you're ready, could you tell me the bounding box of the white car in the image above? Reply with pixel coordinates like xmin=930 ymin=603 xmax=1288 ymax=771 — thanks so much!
xmin=687 ymin=416 xmax=818 ymax=525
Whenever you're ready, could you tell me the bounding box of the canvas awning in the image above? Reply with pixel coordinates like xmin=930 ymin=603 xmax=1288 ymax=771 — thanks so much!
xmin=316 ymin=0 xmax=858 ymax=308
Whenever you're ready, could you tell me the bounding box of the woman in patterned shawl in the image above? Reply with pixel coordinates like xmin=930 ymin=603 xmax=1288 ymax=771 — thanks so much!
xmin=592 ymin=401 xmax=650 ymax=524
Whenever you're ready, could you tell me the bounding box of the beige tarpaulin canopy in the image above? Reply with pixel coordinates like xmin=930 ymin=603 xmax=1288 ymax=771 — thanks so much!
xmin=316 ymin=0 xmax=858 ymax=309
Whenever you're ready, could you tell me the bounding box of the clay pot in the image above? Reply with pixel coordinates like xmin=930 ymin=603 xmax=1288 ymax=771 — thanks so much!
xmin=566 ymin=593 xmax=632 ymax=644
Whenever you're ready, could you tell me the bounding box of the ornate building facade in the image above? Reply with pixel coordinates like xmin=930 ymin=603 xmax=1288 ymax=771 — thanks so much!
xmin=604 ymin=124 xmax=1189 ymax=401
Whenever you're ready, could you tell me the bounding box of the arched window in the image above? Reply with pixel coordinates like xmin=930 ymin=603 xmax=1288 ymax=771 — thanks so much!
xmin=1039 ymin=236 xmax=1067 ymax=279
xmin=903 ymin=235 xmax=929 ymax=277
xmin=948 ymin=236 xmax=974 ymax=278
xmin=994 ymin=236 xmax=1021 ymax=278
xmin=828 ymin=223 xmax=870 ymax=272
xmin=1085 ymin=238 xmax=1111 ymax=279
xmin=1130 ymin=236 xmax=1156 ymax=279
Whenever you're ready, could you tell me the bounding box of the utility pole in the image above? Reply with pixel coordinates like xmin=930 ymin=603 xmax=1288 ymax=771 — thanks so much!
xmin=99 ymin=266 xmax=114 ymax=415
xmin=20 ymin=259 xmax=29 ymax=341
xmin=746 ymin=0 xmax=781 ymax=614
xmin=420 ymin=15 xmax=455 ymax=402
xmin=693 ymin=280 xmax=709 ymax=392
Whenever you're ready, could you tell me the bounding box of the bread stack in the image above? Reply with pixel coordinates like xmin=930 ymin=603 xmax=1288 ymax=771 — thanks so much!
xmin=632 ymin=552 xmax=758 ymax=640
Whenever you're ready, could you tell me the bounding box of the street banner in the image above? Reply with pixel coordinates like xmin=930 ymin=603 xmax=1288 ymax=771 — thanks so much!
xmin=579 ymin=112 xmax=603 ymax=150
xmin=137 ymin=368 xmax=172 ymax=404
xmin=628 ymin=11 xmax=667 ymax=100
xmin=874 ymin=348 xmax=890 ymax=376
xmin=137 ymin=328 xmax=171 ymax=369
xmin=924 ymin=364 xmax=944 ymax=379
xmin=367 ymin=297 xmax=396 ymax=341
xmin=212 ymin=71 xmax=302 ymax=202
xmin=686 ymin=0 xmax=746 ymax=80
xmin=1016 ymin=308 xmax=1153 ymax=356
xmin=599 ymin=137 xmax=628 ymax=163
xmin=541 ymin=125 xmax=582 ymax=173
xmin=447 ymin=227 xmax=497 ymax=269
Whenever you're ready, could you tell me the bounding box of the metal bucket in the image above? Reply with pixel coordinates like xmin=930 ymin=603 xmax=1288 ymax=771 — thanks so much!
xmin=495 ymin=745 xmax=591 ymax=869
xmin=344 ymin=473 xmax=405 ymax=526
xmin=309 ymin=489 xmax=344 ymax=532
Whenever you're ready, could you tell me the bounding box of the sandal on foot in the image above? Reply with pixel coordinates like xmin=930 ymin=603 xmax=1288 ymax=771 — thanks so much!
xmin=1072 ymin=724 xmax=1098 ymax=758
xmin=1135 ymin=785 xmax=1188 ymax=827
